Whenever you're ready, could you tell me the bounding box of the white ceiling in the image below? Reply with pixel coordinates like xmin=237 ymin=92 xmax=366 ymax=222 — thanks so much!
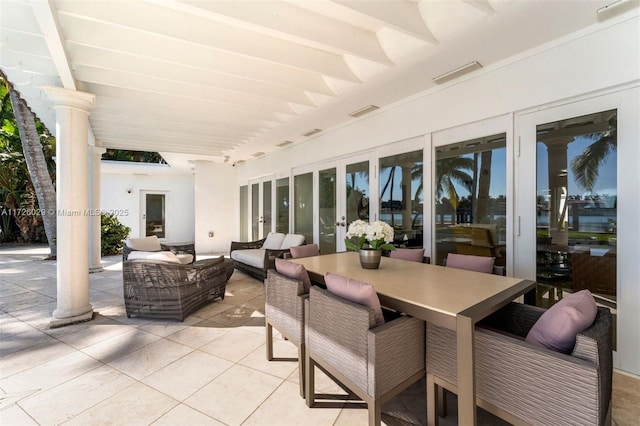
xmin=0 ymin=0 xmax=617 ymax=167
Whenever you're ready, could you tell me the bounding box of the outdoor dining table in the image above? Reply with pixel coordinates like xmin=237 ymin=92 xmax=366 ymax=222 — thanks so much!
xmin=290 ymin=251 xmax=536 ymax=426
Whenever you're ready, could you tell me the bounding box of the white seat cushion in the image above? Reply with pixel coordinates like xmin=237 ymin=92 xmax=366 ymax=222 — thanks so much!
xmin=281 ymin=234 xmax=305 ymax=249
xmin=128 ymin=250 xmax=181 ymax=264
xmin=230 ymin=249 xmax=265 ymax=268
xmin=125 ymin=236 xmax=162 ymax=252
xmin=263 ymin=232 xmax=286 ymax=249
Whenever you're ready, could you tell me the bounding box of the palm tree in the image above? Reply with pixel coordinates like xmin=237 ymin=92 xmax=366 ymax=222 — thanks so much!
xmin=3 ymin=74 xmax=57 ymax=257
xmin=571 ymin=116 xmax=617 ymax=193
xmin=435 ymin=157 xmax=474 ymax=214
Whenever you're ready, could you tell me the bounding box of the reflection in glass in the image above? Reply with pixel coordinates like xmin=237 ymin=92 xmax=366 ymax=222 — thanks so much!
xmin=240 ymin=185 xmax=248 ymax=241
xmin=319 ymin=168 xmax=337 ymax=254
xmin=535 ymin=110 xmax=617 ymax=344
xmin=262 ymin=181 xmax=272 ymax=236
xmin=434 ymin=134 xmax=507 ymax=267
xmin=276 ymin=178 xmax=289 ymax=233
xmin=379 ymin=150 xmax=423 ymax=248
xmin=294 ymin=172 xmax=314 ymax=245
xmin=346 ymin=161 xmax=369 ymax=224
xmin=251 ymin=183 xmax=259 ymax=240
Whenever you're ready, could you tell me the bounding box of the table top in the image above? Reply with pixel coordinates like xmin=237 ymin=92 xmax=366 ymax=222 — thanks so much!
xmin=291 ymin=252 xmax=535 ymax=328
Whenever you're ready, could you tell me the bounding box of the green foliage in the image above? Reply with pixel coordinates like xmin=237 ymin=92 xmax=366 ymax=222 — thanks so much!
xmin=102 ymin=149 xmax=165 ymax=163
xmin=101 ymin=212 xmax=130 ymax=256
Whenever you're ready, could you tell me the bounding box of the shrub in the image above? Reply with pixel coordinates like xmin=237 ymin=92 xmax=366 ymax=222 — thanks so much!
xmin=101 ymin=212 xmax=130 ymax=256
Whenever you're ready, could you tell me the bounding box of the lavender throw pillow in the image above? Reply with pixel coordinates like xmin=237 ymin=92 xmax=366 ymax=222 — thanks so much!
xmin=390 ymin=248 xmax=425 ymax=263
xmin=275 ymin=258 xmax=311 ymax=293
xmin=290 ymin=244 xmax=320 ymax=259
xmin=325 ymin=273 xmax=384 ymax=327
xmin=525 ymin=290 xmax=597 ymax=353
xmin=446 ymin=253 xmax=495 ymax=274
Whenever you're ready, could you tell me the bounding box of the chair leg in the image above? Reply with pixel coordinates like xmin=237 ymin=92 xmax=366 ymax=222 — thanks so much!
xmin=305 ymin=354 xmax=315 ymax=407
xmin=369 ymin=400 xmax=382 ymax=426
xmin=427 ymin=373 xmax=439 ymax=426
xmin=266 ymin=322 xmax=274 ymax=361
xmin=298 ymin=343 xmax=306 ymax=399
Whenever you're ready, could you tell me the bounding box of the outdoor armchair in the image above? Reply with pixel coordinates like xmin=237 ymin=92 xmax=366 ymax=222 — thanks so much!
xmin=305 ymin=285 xmax=425 ymax=425
xmin=426 ymin=303 xmax=612 ymax=426
xmin=265 ymin=268 xmax=309 ymax=398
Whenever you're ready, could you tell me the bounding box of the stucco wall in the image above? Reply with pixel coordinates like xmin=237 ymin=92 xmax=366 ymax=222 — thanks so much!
xmin=101 ymin=161 xmax=195 ymax=243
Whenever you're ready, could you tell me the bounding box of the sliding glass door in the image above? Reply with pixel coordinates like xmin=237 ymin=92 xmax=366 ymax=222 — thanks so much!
xmin=248 ymin=176 xmax=273 ymax=240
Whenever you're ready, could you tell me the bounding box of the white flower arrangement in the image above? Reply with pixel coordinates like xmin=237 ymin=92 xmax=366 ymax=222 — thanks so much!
xmin=344 ymin=220 xmax=396 ymax=251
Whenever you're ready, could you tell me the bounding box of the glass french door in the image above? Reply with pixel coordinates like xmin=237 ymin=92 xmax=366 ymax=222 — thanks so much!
xmin=141 ymin=191 xmax=166 ymax=239
xmin=432 ymin=117 xmax=511 ymax=268
xmin=317 ymin=154 xmax=372 ymax=254
xmin=248 ymin=176 xmax=273 ymax=240
xmin=516 ymin=88 xmax=640 ymax=368
xmin=293 ymin=169 xmax=314 ymax=246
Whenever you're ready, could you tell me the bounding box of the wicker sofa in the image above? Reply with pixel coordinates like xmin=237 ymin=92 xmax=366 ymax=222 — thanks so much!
xmin=426 ymin=303 xmax=612 ymax=426
xmin=230 ymin=232 xmax=305 ymax=280
xmin=122 ymin=237 xmax=233 ymax=321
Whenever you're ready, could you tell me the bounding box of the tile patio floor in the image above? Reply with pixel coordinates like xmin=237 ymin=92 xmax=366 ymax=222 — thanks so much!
xmin=1 ymin=245 xmax=638 ymax=426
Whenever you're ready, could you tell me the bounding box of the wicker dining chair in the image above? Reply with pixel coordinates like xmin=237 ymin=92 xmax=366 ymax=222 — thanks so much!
xmin=305 ymin=285 xmax=425 ymax=425
xmin=265 ymin=268 xmax=309 ymax=398
xmin=390 ymin=248 xmax=428 ymax=263
xmin=426 ymin=303 xmax=613 ymax=426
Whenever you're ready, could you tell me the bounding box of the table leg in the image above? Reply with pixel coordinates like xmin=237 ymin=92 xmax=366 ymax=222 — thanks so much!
xmin=457 ymin=314 xmax=476 ymax=426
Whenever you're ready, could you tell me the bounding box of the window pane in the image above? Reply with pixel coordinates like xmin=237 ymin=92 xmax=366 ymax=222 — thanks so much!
xmin=263 ymin=181 xmax=272 ymax=236
xmin=251 ymin=183 xmax=259 ymax=240
xmin=276 ymin=178 xmax=289 ymax=233
xmin=346 ymin=161 xmax=369 ymax=224
xmin=294 ymin=172 xmax=314 ymax=245
xmin=319 ymin=168 xmax=336 ymax=254
xmin=535 ymin=110 xmax=617 ymax=323
xmin=434 ymin=134 xmax=507 ymax=267
xmin=379 ymin=150 xmax=423 ymax=248
xmin=240 ymin=185 xmax=248 ymax=241
xmin=145 ymin=194 xmax=165 ymax=238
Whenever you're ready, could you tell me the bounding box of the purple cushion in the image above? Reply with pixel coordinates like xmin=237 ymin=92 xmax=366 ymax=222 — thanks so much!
xmin=290 ymin=244 xmax=320 ymax=259
xmin=525 ymin=290 xmax=598 ymax=353
xmin=325 ymin=273 xmax=384 ymax=327
xmin=275 ymin=258 xmax=311 ymax=293
xmin=390 ymin=248 xmax=425 ymax=263
xmin=446 ymin=253 xmax=495 ymax=274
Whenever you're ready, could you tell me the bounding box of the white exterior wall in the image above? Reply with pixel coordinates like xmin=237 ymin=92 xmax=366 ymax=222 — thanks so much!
xmin=194 ymin=161 xmax=236 ymax=254
xmin=221 ymin=16 xmax=640 ymax=375
xmin=101 ymin=161 xmax=195 ymax=243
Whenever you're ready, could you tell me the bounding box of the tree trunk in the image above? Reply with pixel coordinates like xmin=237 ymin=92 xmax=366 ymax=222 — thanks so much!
xmin=8 ymin=86 xmax=57 ymax=258
xmin=475 ymin=151 xmax=493 ymax=224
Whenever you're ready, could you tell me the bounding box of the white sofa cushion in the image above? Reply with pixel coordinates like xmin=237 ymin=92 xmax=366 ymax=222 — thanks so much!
xmin=263 ymin=232 xmax=286 ymax=249
xmin=281 ymin=234 xmax=305 ymax=249
xmin=230 ymin=249 xmax=265 ymax=269
xmin=128 ymin=250 xmax=181 ymax=264
xmin=125 ymin=236 xmax=162 ymax=252
xmin=176 ymin=254 xmax=194 ymax=264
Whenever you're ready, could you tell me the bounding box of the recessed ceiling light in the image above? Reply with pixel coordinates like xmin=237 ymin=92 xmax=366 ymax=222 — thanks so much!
xmin=301 ymin=128 xmax=322 ymax=137
xmin=348 ymin=105 xmax=379 ymax=118
xmin=276 ymin=140 xmax=293 ymax=147
xmin=251 ymin=152 xmax=265 ymax=157
xmin=432 ymin=61 xmax=483 ymax=85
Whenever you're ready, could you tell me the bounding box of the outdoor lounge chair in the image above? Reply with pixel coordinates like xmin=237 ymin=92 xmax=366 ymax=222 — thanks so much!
xmin=122 ymin=237 xmax=232 ymax=321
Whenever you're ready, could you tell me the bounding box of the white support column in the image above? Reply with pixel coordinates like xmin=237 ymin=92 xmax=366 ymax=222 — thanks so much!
xmin=44 ymin=86 xmax=96 ymax=328
xmin=89 ymin=146 xmax=106 ymax=273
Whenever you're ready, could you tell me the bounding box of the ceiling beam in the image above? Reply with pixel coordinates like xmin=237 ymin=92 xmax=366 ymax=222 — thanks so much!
xmin=332 ymin=0 xmax=438 ymax=44
xmin=28 ymin=0 xmax=76 ymax=89
xmin=172 ymin=0 xmax=392 ymax=64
